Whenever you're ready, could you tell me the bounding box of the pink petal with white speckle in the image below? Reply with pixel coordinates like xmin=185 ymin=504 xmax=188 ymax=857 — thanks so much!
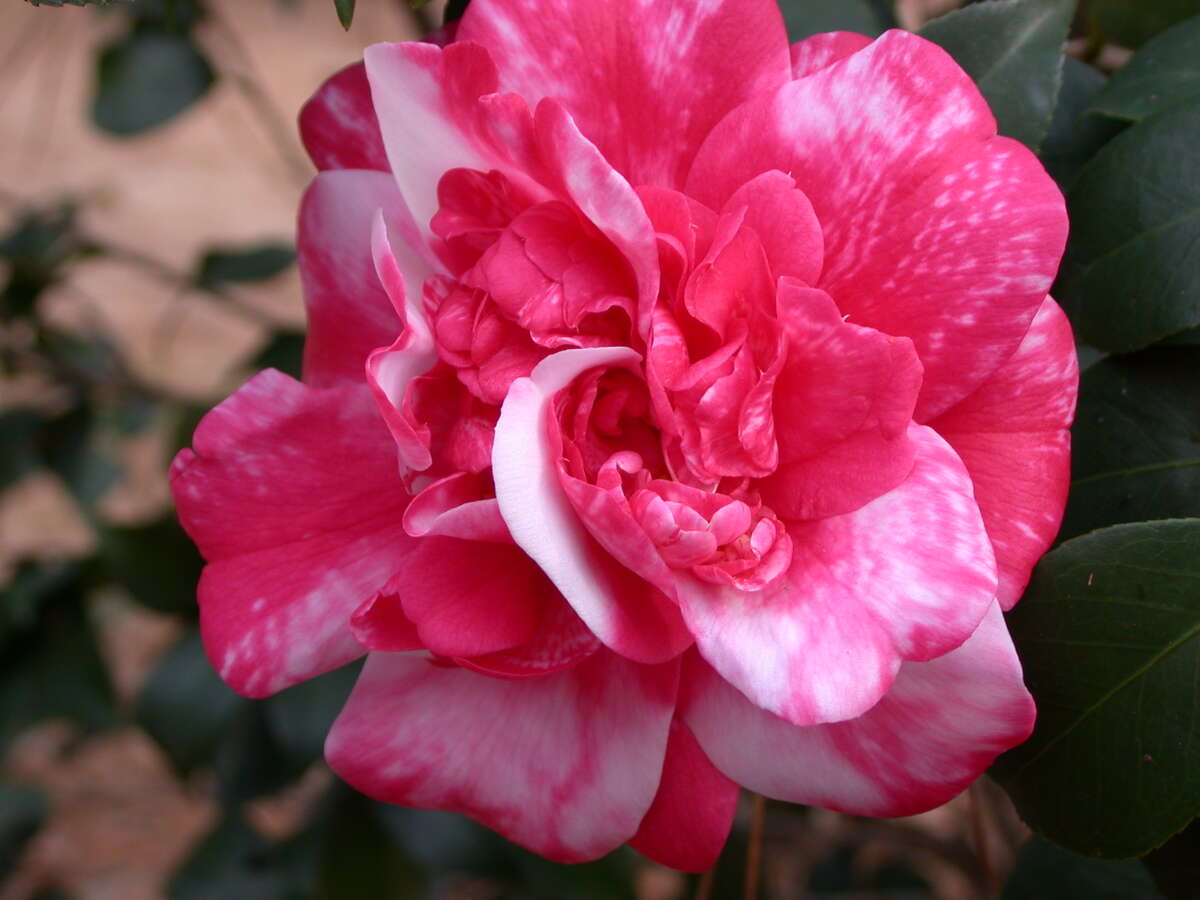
xmin=326 ymin=649 xmax=678 ymax=862
xmin=299 ymin=62 xmax=389 ymax=172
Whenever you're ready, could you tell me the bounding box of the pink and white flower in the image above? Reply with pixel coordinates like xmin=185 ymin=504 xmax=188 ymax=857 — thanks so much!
xmin=172 ymin=0 xmax=1076 ymax=871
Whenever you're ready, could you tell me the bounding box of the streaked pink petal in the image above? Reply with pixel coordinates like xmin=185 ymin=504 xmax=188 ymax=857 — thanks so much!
xmin=676 ymin=426 xmax=996 ymax=725
xmin=688 ymin=30 xmax=1067 ymax=420
xmin=629 ymin=718 xmax=739 ymax=873
xmin=299 ymin=62 xmax=389 ymax=172
xmin=457 ymin=0 xmax=791 ymax=188
xmin=299 ymin=170 xmax=430 ymax=387
xmin=789 ymin=31 xmax=873 ymax=79
xmin=326 ymin=650 xmax=679 ymax=862
xmin=932 ymin=297 xmax=1077 ymax=608
xmin=402 ymin=472 xmax=509 ymax=543
xmin=494 ymin=349 xmax=693 ymax=663
xmin=350 ymin=585 xmax=423 ymax=652
xmin=723 ymin=170 xmax=823 ymax=285
xmin=170 ymin=371 xmax=413 ymax=697
xmin=682 ymin=603 xmax=1036 ymax=816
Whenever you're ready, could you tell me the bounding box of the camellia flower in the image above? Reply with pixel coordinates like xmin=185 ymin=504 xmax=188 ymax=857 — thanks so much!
xmin=171 ymin=0 xmax=1076 ymax=871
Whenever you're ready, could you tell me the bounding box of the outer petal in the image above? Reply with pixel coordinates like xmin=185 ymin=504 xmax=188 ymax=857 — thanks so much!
xmin=170 ymin=371 xmax=414 ymax=697
xmin=676 ymin=426 xmax=996 ymax=726
xmin=298 ymin=170 xmax=430 ymax=386
xmin=687 ymin=30 xmax=1067 ymax=420
xmin=932 ymin=297 xmax=1078 ymax=608
xmin=494 ymin=348 xmax=693 ymax=663
xmin=682 ymin=603 xmax=1036 ymax=816
xmin=326 ymin=650 xmax=679 ymax=862
xmin=457 ymin=0 xmax=791 ymax=188
xmin=789 ymin=31 xmax=873 ymax=79
xmin=299 ymin=62 xmax=389 ymax=172
xmin=628 ymin=718 xmax=739 ymax=873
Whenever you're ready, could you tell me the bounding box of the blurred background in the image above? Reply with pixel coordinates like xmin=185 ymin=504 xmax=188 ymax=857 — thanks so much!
xmin=0 ymin=0 xmax=1187 ymax=898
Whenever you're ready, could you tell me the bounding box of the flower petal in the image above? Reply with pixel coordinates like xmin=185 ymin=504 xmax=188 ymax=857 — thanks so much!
xmin=299 ymin=62 xmax=389 ymax=172
xmin=628 ymin=718 xmax=739 ymax=873
xmin=687 ymin=29 xmax=1067 ymax=420
xmin=299 ymin=170 xmax=430 ymax=386
xmin=789 ymin=31 xmax=873 ymax=79
xmin=326 ymin=649 xmax=679 ymax=862
xmin=457 ymin=0 xmax=791 ymax=188
xmin=494 ymin=348 xmax=693 ymax=663
xmin=932 ymin=297 xmax=1078 ymax=608
xmin=170 ymin=371 xmax=414 ymax=697
xmin=676 ymin=425 xmax=996 ymax=726
xmin=682 ymin=603 xmax=1036 ymax=816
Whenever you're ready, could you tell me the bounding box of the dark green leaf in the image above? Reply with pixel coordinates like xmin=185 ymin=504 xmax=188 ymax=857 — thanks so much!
xmin=1089 ymin=0 xmax=1200 ymax=49
xmin=1040 ymin=57 xmax=1126 ymax=189
xmin=251 ymin=331 xmax=305 ymax=379
xmin=1001 ymin=836 xmax=1163 ymax=899
xmin=92 ymin=32 xmax=215 ymax=135
xmin=777 ymin=0 xmax=893 ymax=40
xmin=334 ymin=0 xmax=356 ymax=29
xmin=1061 ymin=99 xmax=1200 ymax=351
xmin=1059 ymin=348 xmax=1200 ymax=541
xmin=126 ymin=0 xmax=205 ymax=32
xmin=0 ymin=561 xmax=89 ymax=648
xmin=195 ymin=243 xmax=295 ymax=289
xmin=214 ymin=704 xmax=310 ymax=804
xmin=137 ymin=631 xmax=243 ymax=775
xmin=168 ymin=813 xmax=309 ymax=900
xmin=0 ymin=204 xmax=80 ymax=320
xmin=98 ymin=515 xmax=203 ymax=615
xmin=0 ymin=409 xmax=45 ymax=492
xmin=444 ymin=0 xmax=471 ymax=23
xmin=1089 ymin=15 xmax=1200 ymax=122
xmin=1144 ymin=819 xmax=1200 ymax=900
xmin=919 ymin=0 xmax=1075 ymax=151
xmin=991 ymin=519 xmax=1200 ymax=858
xmin=313 ymin=787 xmax=421 ymax=900
xmin=263 ymin=660 xmax=360 ymax=769
xmin=0 ymin=783 xmax=46 ymax=877
xmin=0 ymin=568 xmax=115 ymax=751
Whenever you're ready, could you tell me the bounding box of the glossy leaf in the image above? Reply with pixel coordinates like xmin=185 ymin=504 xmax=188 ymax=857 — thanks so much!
xmin=263 ymin=661 xmax=360 ymax=769
xmin=919 ymin=0 xmax=1074 ymax=151
xmin=1143 ymin=819 xmax=1200 ymax=900
xmin=1002 ymin=836 xmax=1163 ymax=899
xmin=169 ymin=813 xmax=309 ymax=900
xmin=99 ymin=515 xmax=204 ymax=616
xmin=1040 ymin=57 xmax=1126 ymax=190
xmin=777 ymin=0 xmax=894 ymax=40
xmin=137 ymin=631 xmax=243 ymax=775
xmin=251 ymin=331 xmax=305 ymax=379
xmin=0 ymin=783 xmax=46 ymax=878
xmin=1090 ymin=0 xmax=1200 ymax=48
xmin=991 ymin=519 xmax=1200 ymax=858
xmin=1089 ymin=16 xmax=1200 ymax=122
xmin=1062 ymin=99 xmax=1200 ymax=351
xmin=92 ymin=32 xmax=215 ymax=135
xmin=1060 ymin=348 xmax=1200 ymax=541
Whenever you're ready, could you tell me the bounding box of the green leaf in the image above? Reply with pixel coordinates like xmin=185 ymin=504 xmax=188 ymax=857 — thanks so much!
xmin=334 ymin=0 xmax=355 ymax=29
xmin=263 ymin=661 xmax=359 ymax=769
xmin=444 ymin=0 xmax=471 ymax=23
xmin=214 ymin=704 xmax=310 ymax=804
xmin=0 ymin=409 xmax=45 ymax=492
xmin=0 ymin=204 xmax=80 ymax=320
xmin=251 ymin=331 xmax=305 ymax=379
xmin=168 ymin=812 xmax=309 ymax=900
xmin=1143 ymin=819 xmax=1200 ymax=900
xmin=92 ymin=32 xmax=215 ymax=135
xmin=0 ymin=783 xmax=46 ymax=877
xmin=313 ymin=787 xmax=422 ymax=900
xmin=0 ymin=567 xmax=115 ymax=752
xmin=195 ymin=243 xmax=295 ymax=290
xmin=776 ymin=0 xmax=894 ymax=40
xmin=1060 ymin=348 xmax=1200 ymax=541
xmin=919 ymin=0 xmax=1075 ymax=151
xmin=1090 ymin=0 xmax=1200 ymax=49
xmin=1089 ymin=15 xmax=1200 ymax=122
xmin=98 ymin=515 xmax=204 ymax=616
xmin=1040 ymin=57 xmax=1126 ymax=190
xmin=991 ymin=519 xmax=1200 ymax=858
xmin=1001 ymin=836 xmax=1163 ymax=899
xmin=137 ymin=631 xmax=243 ymax=775
xmin=1061 ymin=100 xmax=1200 ymax=351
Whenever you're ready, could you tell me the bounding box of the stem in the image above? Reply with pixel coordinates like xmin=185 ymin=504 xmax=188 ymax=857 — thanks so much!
xmin=744 ymin=792 xmax=766 ymax=900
